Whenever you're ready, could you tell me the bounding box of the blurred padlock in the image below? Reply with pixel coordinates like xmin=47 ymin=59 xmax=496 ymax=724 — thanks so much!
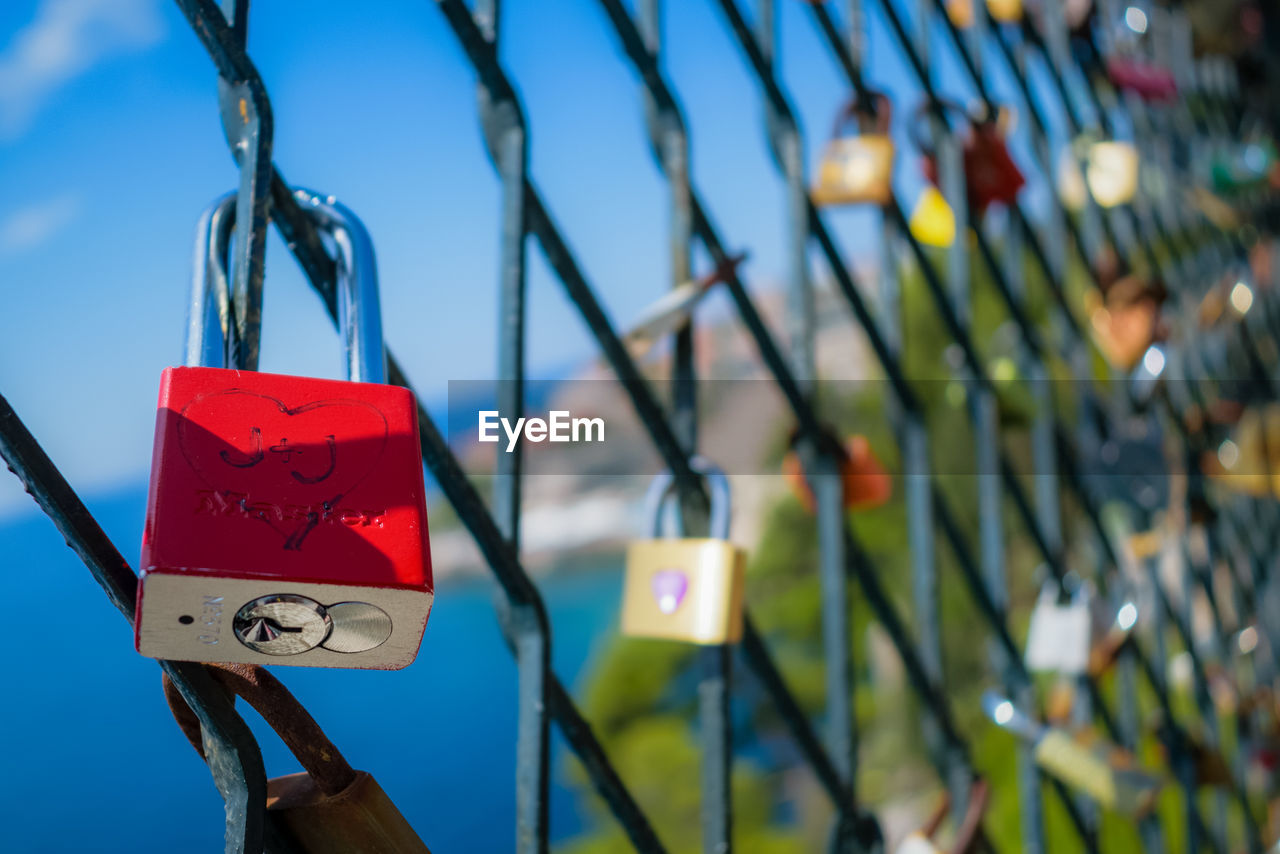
xmin=163 ymin=663 xmax=430 ymax=852
xmin=136 ymin=191 xmax=433 ymax=670
xmin=910 ymin=186 xmax=957 ymax=248
xmin=916 ymin=101 xmax=1025 ymax=213
xmin=946 ymin=0 xmax=1020 ymax=27
xmin=1202 ymin=405 xmax=1273 ymax=497
xmin=1084 ymin=140 xmax=1140 ymax=208
xmin=813 ymin=92 xmax=895 ymax=207
xmin=782 ymin=433 xmax=892 ymax=513
xmin=983 ymin=692 xmax=1162 ymax=815
xmin=1024 ymin=579 xmax=1090 ymax=677
xmin=621 ymin=457 xmax=746 ymax=644
xmin=1106 ymin=57 xmax=1177 ymax=102
xmin=1058 ymin=139 xmax=1140 ymax=210
xmin=1085 ymin=276 xmax=1161 ymax=371
xmin=984 ymin=0 xmax=1021 ymax=22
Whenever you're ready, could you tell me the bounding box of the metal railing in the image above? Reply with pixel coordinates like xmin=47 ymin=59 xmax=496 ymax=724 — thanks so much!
xmin=1 ymin=0 xmax=1278 ymax=851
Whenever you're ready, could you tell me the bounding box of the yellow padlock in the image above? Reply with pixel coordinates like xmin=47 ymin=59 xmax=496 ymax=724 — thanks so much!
xmin=1033 ymin=729 xmax=1162 ymax=816
xmin=1085 ymin=141 xmax=1140 ymax=208
xmin=985 ymin=0 xmax=1022 ymax=22
xmin=910 ymin=186 xmax=957 ymax=248
xmin=985 ymin=691 xmax=1161 ymax=816
xmin=813 ymin=93 xmax=895 ymax=207
xmin=946 ymin=0 xmax=1021 ymax=28
xmin=621 ymin=457 xmax=745 ymax=645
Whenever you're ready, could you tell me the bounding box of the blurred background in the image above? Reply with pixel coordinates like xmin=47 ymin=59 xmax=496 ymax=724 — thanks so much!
xmin=2 ymin=0 xmax=1279 ymax=851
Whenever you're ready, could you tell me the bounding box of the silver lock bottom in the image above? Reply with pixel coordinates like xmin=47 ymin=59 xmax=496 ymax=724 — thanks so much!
xmin=233 ymin=594 xmax=394 ymax=655
xmin=137 ymin=573 xmax=433 ymax=670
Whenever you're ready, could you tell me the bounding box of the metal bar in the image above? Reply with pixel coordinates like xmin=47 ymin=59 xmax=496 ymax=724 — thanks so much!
xmin=173 ymin=0 xmax=274 ymax=371
xmin=469 ymin=2 xmax=548 ymax=849
xmin=0 ymin=394 xmax=272 ymax=854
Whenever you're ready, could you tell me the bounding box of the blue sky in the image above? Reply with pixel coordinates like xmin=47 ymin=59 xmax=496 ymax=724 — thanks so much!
xmin=0 ymin=0 xmax=1075 ymax=517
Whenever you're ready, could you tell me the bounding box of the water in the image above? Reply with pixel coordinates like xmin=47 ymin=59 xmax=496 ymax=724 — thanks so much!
xmin=0 ymin=484 xmax=623 ymax=852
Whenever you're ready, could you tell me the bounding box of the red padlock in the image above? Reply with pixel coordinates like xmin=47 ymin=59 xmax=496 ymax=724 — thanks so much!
xmin=915 ymin=101 xmax=1025 ymax=213
xmin=135 ymin=191 xmax=433 ymax=670
xmin=783 ymin=433 xmax=892 ymax=513
xmin=1106 ymin=57 xmax=1177 ymax=103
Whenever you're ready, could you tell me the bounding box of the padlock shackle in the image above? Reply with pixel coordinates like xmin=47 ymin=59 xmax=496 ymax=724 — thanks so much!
xmin=644 ymin=455 xmax=731 ymax=540
xmin=830 ymin=90 xmax=891 ymax=140
xmin=908 ymin=98 xmax=969 ymax=156
xmin=293 ymin=189 xmax=387 ymax=385
xmin=185 ymin=192 xmax=237 ymax=369
xmin=163 ymin=663 xmax=358 ymax=798
xmin=187 ymin=190 xmax=387 ymax=384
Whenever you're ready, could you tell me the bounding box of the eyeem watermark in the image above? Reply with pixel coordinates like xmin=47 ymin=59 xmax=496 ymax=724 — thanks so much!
xmin=479 ymin=410 xmax=605 ymax=452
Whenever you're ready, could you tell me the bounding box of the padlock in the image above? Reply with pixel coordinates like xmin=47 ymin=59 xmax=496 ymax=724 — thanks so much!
xmin=1024 ymin=579 xmax=1090 ymax=676
xmin=1032 ymin=728 xmax=1162 ymax=815
xmin=984 ymin=691 xmax=1162 ymax=815
xmin=782 ymin=433 xmax=892 ymax=513
xmin=1202 ymin=405 xmax=1274 ymax=497
xmin=1105 ymin=57 xmax=1177 ymax=103
xmin=813 ymin=92 xmax=895 ymax=207
xmin=946 ymin=0 xmax=1020 ymax=27
xmin=1084 ymin=278 xmax=1160 ymax=371
xmin=136 ymin=190 xmax=433 ymax=670
xmin=621 ymin=457 xmax=745 ymax=644
xmin=163 ymin=663 xmax=430 ymax=852
xmin=984 ymin=0 xmax=1021 ymax=22
xmin=1084 ymin=140 xmax=1139 ymax=208
xmin=909 ymin=186 xmax=956 ymax=248
xmin=916 ymin=102 xmax=1025 ymax=213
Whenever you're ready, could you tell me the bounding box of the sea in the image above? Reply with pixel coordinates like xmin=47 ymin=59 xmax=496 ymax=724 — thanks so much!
xmin=0 ymin=481 xmax=624 ymax=853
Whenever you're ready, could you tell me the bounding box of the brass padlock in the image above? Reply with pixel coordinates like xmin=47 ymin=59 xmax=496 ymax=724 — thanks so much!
xmin=164 ymin=663 xmax=430 ymax=853
xmin=621 ymin=457 xmax=745 ymax=644
xmin=984 ymin=691 xmax=1161 ymax=816
xmin=813 ymin=92 xmax=895 ymax=207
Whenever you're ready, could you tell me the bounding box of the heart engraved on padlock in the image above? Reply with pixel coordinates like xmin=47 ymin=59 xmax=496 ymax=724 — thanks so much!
xmin=136 ymin=190 xmax=433 ymax=670
xmin=176 ymin=389 xmax=391 ymax=550
xmin=621 ymin=457 xmax=746 ymax=645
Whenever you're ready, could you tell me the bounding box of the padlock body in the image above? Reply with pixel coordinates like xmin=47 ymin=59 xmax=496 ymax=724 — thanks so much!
xmin=813 ymin=136 xmax=894 ymax=207
xmin=621 ymin=539 xmax=745 ymax=644
xmin=136 ymin=366 xmax=433 ymax=669
xmin=267 ymin=770 xmax=431 ymax=853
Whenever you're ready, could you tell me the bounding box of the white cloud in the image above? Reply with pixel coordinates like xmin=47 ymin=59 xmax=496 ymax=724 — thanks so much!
xmin=0 ymin=192 xmax=83 ymax=255
xmin=0 ymin=0 xmax=164 ymax=138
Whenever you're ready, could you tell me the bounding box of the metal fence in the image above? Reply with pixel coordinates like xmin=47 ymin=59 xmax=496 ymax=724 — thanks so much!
xmin=1 ymin=0 xmax=1278 ymax=851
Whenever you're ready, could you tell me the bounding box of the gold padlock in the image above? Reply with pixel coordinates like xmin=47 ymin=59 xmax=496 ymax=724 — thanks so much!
xmin=1033 ymin=729 xmax=1162 ymax=815
xmin=164 ymin=663 xmax=431 ymax=853
xmin=985 ymin=0 xmax=1022 ymax=22
xmin=621 ymin=457 xmax=745 ymax=644
xmin=910 ymin=186 xmax=957 ymax=248
xmin=1085 ymin=140 xmax=1140 ymax=208
xmin=814 ymin=92 xmax=895 ymax=207
xmin=984 ymin=691 xmax=1161 ymax=816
